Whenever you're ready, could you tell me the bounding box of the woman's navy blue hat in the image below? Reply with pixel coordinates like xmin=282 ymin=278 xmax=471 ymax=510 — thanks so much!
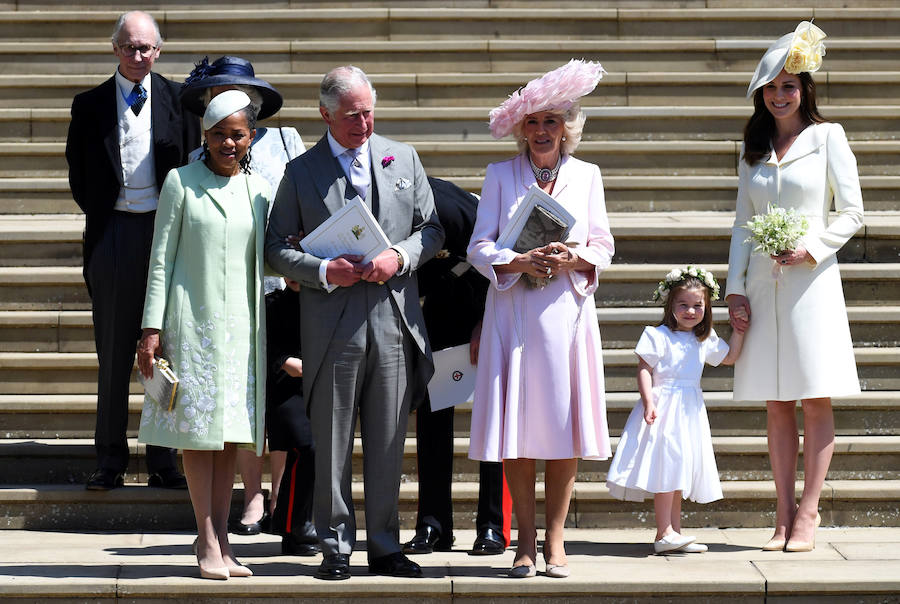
xmin=181 ymin=55 xmax=283 ymax=121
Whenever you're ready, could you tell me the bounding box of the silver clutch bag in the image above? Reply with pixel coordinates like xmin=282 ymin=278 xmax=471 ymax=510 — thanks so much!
xmin=138 ymin=357 xmax=178 ymax=411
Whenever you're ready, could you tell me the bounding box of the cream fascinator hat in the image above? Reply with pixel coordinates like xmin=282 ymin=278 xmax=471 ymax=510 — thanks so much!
xmin=488 ymin=59 xmax=605 ymax=139
xmin=202 ymin=89 xmax=251 ymax=131
xmin=747 ymin=21 xmax=826 ymax=98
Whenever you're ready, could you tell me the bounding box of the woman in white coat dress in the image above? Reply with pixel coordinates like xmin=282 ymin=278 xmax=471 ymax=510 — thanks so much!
xmin=726 ymin=22 xmax=863 ymax=553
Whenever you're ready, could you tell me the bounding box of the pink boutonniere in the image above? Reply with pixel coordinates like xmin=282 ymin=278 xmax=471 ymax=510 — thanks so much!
xmin=381 ymin=156 xmax=395 ymax=168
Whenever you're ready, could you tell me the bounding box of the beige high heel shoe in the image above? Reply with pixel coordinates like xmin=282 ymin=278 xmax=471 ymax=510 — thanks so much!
xmin=763 ymin=510 xmax=820 ymax=551
xmin=785 ymin=512 xmax=821 ymax=553
xmin=197 ymin=555 xmax=229 ymax=580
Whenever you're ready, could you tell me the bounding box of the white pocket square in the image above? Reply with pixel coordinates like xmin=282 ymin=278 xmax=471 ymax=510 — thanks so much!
xmin=394 ymin=177 xmax=411 ymax=191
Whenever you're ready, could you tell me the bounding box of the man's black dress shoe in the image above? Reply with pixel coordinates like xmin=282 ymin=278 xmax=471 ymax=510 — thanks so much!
xmin=85 ymin=468 xmax=125 ymax=491
xmin=228 ymin=510 xmax=269 ymax=536
xmin=402 ymin=524 xmax=453 ymax=554
xmin=146 ymin=468 xmax=188 ymax=489
xmin=469 ymin=528 xmax=506 ymax=556
xmin=368 ymin=552 xmax=423 ymax=578
xmin=315 ymin=553 xmax=351 ymax=580
xmin=281 ymin=533 xmax=321 ymax=556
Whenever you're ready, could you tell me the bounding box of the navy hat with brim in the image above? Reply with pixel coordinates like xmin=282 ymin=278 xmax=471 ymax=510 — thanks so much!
xmin=180 ymin=55 xmax=283 ymax=121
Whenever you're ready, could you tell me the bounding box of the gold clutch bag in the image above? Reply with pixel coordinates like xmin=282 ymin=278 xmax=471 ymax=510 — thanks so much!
xmin=138 ymin=357 xmax=178 ymax=411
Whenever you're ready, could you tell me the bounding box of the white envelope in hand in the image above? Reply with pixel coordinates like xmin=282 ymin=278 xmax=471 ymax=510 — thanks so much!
xmin=427 ymin=344 xmax=476 ymax=411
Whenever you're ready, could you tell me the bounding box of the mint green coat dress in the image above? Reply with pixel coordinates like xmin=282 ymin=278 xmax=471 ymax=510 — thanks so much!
xmin=138 ymin=160 xmax=268 ymax=455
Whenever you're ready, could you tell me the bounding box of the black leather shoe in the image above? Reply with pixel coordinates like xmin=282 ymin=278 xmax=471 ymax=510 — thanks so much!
xmin=469 ymin=528 xmax=506 ymax=556
xmin=281 ymin=534 xmax=321 ymax=556
xmin=402 ymin=524 xmax=453 ymax=554
xmin=228 ymin=510 xmax=269 ymax=535
xmin=146 ymin=468 xmax=187 ymax=489
xmin=315 ymin=553 xmax=351 ymax=580
xmin=85 ymin=468 xmax=125 ymax=491
xmin=368 ymin=552 xmax=423 ymax=578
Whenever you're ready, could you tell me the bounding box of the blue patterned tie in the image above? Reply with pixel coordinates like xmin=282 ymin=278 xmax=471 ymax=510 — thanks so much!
xmin=131 ymin=83 xmax=147 ymax=116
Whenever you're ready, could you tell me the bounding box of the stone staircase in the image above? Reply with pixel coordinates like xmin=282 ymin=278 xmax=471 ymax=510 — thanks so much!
xmin=1 ymin=0 xmax=898 ymax=550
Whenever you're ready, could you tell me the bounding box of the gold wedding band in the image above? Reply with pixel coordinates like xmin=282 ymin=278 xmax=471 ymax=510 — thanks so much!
xmin=378 ymin=281 xmax=385 ymax=285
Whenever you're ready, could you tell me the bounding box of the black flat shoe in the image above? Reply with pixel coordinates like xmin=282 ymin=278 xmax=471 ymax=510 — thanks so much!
xmin=147 ymin=468 xmax=187 ymax=489
xmin=368 ymin=552 xmax=422 ymax=578
xmin=469 ymin=528 xmax=506 ymax=556
xmin=85 ymin=468 xmax=125 ymax=491
xmin=315 ymin=553 xmax=351 ymax=580
xmin=281 ymin=534 xmax=321 ymax=556
xmin=228 ymin=510 xmax=269 ymax=536
xmin=402 ymin=525 xmax=453 ymax=555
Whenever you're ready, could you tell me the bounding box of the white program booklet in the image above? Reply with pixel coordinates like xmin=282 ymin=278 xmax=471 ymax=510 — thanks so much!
xmin=299 ymin=198 xmax=391 ymax=264
xmin=495 ymin=184 xmax=576 ymax=251
xmin=427 ymin=344 xmax=477 ymax=411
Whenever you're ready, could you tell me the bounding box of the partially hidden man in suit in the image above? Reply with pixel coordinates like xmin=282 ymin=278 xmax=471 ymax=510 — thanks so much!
xmin=265 ymin=66 xmax=444 ymax=580
xmin=402 ymin=177 xmax=512 ymax=557
xmin=65 ymin=11 xmax=199 ymax=491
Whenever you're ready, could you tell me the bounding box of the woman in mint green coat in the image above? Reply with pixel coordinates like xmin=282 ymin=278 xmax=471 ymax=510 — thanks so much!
xmin=137 ymin=90 xmax=267 ymax=580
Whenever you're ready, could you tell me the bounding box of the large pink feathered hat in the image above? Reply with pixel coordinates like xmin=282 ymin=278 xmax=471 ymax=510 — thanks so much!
xmin=488 ymin=59 xmax=605 ymax=139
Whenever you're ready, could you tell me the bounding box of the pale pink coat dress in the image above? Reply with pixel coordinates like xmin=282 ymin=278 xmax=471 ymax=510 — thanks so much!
xmin=467 ymin=153 xmax=614 ymax=461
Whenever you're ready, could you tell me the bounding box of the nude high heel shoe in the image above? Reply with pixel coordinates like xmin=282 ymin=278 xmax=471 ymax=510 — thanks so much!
xmin=784 ymin=512 xmax=821 ymax=553
xmin=197 ymin=555 xmax=230 ymax=580
xmin=763 ymin=510 xmax=820 ymax=551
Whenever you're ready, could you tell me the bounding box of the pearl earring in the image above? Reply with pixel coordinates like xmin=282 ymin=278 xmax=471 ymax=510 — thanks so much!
xmin=561 ymin=136 xmax=567 ymax=141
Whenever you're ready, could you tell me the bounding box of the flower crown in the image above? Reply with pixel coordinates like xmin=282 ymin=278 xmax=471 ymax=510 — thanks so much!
xmin=784 ymin=21 xmax=826 ymax=75
xmin=652 ymin=265 xmax=720 ymax=303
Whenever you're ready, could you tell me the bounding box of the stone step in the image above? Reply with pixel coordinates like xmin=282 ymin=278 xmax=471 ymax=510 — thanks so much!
xmin=1 ymin=347 xmax=898 ymax=396
xmin=608 ymin=211 xmax=900 ymax=264
xmin=595 ymin=262 xmax=900 ymax=307
xmin=1 ymin=71 xmax=898 ymax=109
xmin=2 ymin=305 xmax=898 ymax=355
xmin=5 ymin=139 xmax=900 ymax=180
xmin=3 ymin=390 xmax=898 ymax=440
xmin=0 ymin=38 xmax=898 ymax=76
xmin=6 ymin=105 xmax=900 ymax=144
xmin=2 ymin=434 xmax=898 ymax=485
xmin=1 ymin=528 xmax=899 ymax=604
xmin=0 ymin=262 xmax=896 ymax=311
xmin=4 ymin=175 xmax=900 ymax=215
xmin=5 ymin=8 xmax=900 ymax=42
xmin=2 ymin=479 xmax=897 ymax=531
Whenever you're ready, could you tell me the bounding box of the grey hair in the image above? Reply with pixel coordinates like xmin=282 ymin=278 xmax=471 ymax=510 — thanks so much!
xmin=202 ymin=85 xmax=264 ymax=112
xmin=238 ymin=103 xmax=260 ymax=131
xmin=319 ymin=65 xmax=377 ymax=114
xmin=111 ymin=10 xmax=163 ymax=47
xmin=512 ymin=103 xmax=586 ymax=157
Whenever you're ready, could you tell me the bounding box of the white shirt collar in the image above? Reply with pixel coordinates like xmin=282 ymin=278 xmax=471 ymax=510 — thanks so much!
xmin=326 ymin=129 xmax=369 ymax=160
xmin=114 ymin=69 xmax=152 ymax=103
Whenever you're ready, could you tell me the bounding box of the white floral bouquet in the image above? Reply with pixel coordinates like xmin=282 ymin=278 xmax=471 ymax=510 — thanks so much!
xmin=652 ymin=265 xmax=720 ymax=303
xmin=744 ymin=204 xmax=809 ymax=256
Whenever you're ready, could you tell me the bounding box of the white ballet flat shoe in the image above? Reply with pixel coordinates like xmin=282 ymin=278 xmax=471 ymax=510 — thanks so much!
xmin=653 ymin=532 xmax=695 ymax=554
xmin=680 ymin=542 xmax=708 ymax=553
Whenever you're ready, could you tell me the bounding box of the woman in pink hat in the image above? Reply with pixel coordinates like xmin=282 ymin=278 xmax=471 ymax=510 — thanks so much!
xmin=466 ymin=60 xmax=614 ymax=579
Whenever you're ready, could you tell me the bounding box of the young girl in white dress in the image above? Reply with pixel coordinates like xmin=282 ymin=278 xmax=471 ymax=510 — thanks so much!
xmin=606 ymin=266 xmax=747 ymax=554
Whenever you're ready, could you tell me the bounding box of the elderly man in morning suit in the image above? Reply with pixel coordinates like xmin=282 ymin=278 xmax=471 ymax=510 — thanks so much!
xmin=65 ymin=10 xmax=198 ymax=491
xmin=265 ymin=65 xmax=444 ymax=580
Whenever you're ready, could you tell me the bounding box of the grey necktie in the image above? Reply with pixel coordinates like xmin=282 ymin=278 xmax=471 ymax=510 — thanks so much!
xmin=344 ymin=148 xmax=369 ymax=200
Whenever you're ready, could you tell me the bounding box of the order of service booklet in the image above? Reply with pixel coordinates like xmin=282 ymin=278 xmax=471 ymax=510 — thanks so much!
xmin=299 ymin=198 xmax=391 ymax=265
xmin=496 ymin=184 xmax=575 ymax=253
xmin=427 ymin=344 xmax=477 ymax=411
